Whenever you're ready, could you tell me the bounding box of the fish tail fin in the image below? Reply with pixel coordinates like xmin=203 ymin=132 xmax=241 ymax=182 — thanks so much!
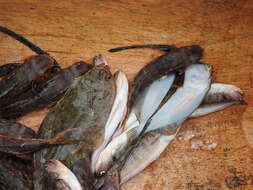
xmin=0 ymin=26 xmax=48 ymax=55
xmin=108 ymin=44 xmax=176 ymax=52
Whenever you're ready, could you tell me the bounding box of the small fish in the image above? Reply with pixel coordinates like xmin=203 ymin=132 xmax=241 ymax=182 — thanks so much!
xmin=109 ymin=45 xmax=204 ymax=108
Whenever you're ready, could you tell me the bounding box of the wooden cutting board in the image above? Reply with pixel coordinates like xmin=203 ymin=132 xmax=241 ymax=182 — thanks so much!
xmin=0 ymin=0 xmax=252 ymax=189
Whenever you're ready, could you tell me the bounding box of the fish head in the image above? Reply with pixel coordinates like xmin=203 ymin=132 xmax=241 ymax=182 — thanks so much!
xmin=93 ymin=55 xmax=108 ymax=66
xmin=69 ymin=61 xmax=92 ymax=77
xmin=180 ymin=45 xmax=204 ymax=63
xmin=184 ymin=64 xmax=212 ymax=87
xmin=94 ymin=168 xmax=120 ymax=190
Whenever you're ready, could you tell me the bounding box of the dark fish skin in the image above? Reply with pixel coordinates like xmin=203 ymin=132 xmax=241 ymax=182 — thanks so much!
xmin=0 ymin=119 xmax=36 ymax=138
xmin=128 ymin=45 xmax=203 ymax=108
xmin=0 ymin=55 xmax=55 ymax=102
xmin=0 ymin=153 xmax=33 ymax=190
xmin=70 ymin=158 xmax=95 ymax=190
xmin=0 ymin=61 xmax=92 ymax=119
xmin=34 ymin=64 xmax=116 ymax=190
xmin=0 ymin=119 xmax=76 ymax=155
xmin=0 ymin=63 xmax=21 ymax=78
xmin=108 ymin=44 xmax=175 ymax=52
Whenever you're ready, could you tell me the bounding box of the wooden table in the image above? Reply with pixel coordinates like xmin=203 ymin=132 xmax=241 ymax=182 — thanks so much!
xmin=0 ymin=0 xmax=253 ymax=189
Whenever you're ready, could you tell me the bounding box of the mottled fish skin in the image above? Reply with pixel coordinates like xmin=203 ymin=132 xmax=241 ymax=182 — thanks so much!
xmin=34 ymin=62 xmax=116 ymax=190
xmin=0 ymin=61 xmax=92 ymax=119
xmin=128 ymin=45 xmax=203 ymax=108
xmin=0 ymin=63 xmax=21 ymax=78
xmin=0 ymin=153 xmax=33 ymax=190
xmin=0 ymin=55 xmax=54 ymax=101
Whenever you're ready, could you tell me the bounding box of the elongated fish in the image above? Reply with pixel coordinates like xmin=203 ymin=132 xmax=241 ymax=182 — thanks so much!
xmin=34 ymin=55 xmax=116 ymax=190
xmin=109 ymin=45 xmax=203 ymax=108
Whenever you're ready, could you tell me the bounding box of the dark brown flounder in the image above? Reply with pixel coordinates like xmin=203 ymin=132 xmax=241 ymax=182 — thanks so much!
xmin=34 ymin=64 xmax=116 ymax=190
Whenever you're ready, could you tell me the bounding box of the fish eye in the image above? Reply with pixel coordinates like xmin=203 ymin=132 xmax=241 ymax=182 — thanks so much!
xmin=97 ymin=170 xmax=106 ymax=177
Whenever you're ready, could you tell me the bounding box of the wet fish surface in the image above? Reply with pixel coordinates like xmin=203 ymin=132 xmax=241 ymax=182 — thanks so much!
xmin=0 ymin=61 xmax=92 ymax=119
xmin=0 ymin=55 xmax=55 ymax=108
xmin=34 ymin=62 xmax=116 ymax=190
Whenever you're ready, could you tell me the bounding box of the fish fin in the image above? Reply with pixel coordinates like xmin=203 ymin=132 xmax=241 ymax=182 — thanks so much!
xmin=126 ymin=126 xmax=139 ymax=142
xmin=108 ymin=44 xmax=176 ymax=52
xmin=190 ymin=102 xmax=240 ymax=118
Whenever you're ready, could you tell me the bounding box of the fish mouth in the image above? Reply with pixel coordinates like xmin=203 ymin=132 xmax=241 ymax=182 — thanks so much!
xmin=93 ymin=54 xmax=108 ymax=66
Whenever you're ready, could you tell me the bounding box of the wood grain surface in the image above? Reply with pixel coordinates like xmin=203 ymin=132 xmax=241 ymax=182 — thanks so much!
xmin=0 ymin=0 xmax=253 ymax=189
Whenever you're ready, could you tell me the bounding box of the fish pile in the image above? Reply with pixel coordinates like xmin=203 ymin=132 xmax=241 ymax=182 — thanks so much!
xmin=0 ymin=27 xmax=245 ymax=190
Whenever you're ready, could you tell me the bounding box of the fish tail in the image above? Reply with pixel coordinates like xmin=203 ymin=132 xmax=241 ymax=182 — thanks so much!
xmin=0 ymin=26 xmax=48 ymax=55
xmin=108 ymin=44 xmax=176 ymax=52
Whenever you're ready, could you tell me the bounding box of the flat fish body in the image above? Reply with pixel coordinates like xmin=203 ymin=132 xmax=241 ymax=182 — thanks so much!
xmin=33 ymin=65 xmax=116 ymax=190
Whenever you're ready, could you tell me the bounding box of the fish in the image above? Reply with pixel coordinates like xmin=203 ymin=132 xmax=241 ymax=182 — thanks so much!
xmin=191 ymin=83 xmax=244 ymax=117
xmin=94 ymin=64 xmax=212 ymax=175
xmin=33 ymin=55 xmax=116 ymax=190
xmin=0 ymin=118 xmax=76 ymax=155
xmin=0 ymin=55 xmax=55 ymax=103
xmin=45 ymin=159 xmax=83 ymax=190
xmin=45 ymin=159 xmax=120 ymax=190
xmin=0 ymin=61 xmax=92 ymax=119
xmin=109 ymin=45 xmax=204 ymax=108
xmin=119 ymin=84 xmax=245 ymax=183
xmin=0 ymin=63 xmax=21 ymax=78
